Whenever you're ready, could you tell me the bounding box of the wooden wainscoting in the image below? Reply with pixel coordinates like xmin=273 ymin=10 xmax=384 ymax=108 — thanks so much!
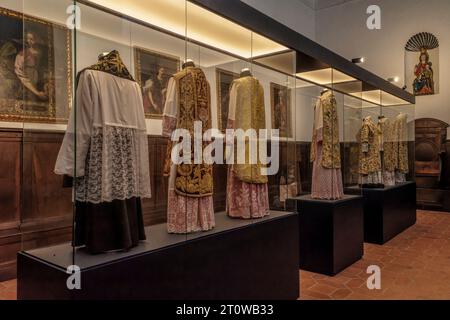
xmin=0 ymin=130 xmax=22 ymax=281
xmin=0 ymin=129 xmax=302 ymax=281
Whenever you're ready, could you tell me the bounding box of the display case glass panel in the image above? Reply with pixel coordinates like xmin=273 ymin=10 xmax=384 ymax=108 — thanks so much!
xmin=6 ymin=0 xmax=298 ymax=272
xmin=381 ymin=91 xmax=416 ymax=184
xmin=0 ymin=0 xmax=415 ymax=284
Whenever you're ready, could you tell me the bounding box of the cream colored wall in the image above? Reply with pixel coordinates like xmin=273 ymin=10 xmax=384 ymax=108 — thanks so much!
xmin=242 ymin=0 xmax=316 ymax=40
xmin=316 ymin=0 xmax=450 ymax=138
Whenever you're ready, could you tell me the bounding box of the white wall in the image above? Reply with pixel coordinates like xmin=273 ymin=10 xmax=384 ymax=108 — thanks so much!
xmin=315 ymin=0 xmax=450 ymax=138
xmin=241 ymin=0 xmax=316 ymax=40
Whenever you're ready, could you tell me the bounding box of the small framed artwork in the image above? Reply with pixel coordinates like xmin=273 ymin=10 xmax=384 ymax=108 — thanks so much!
xmin=216 ymin=68 xmax=239 ymax=132
xmin=0 ymin=8 xmax=72 ymax=123
xmin=270 ymin=82 xmax=292 ymax=138
xmin=134 ymin=47 xmax=180 ymax=119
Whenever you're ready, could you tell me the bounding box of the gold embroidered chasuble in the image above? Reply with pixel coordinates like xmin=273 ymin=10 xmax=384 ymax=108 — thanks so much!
xmin=230 ymin=76 xmax=268 ymax=184
xmin=310 ymin=91 xmax=341 ymax=169
xmin=378 ymin=118 xmax=396 ymax=172
xmin=164 ymin=67 xmax=213 ymax=197
xmin=84 ymin=50 xmax=134 ymax=81
xmin=393 ymin=113 xmax=409 ymax=174
xmin=357 ymin=116 xmax=382 ymax=175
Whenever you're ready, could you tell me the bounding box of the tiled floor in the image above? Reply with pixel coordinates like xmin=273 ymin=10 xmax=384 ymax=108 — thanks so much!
xmin=1 ymin=210 xmax=449 ymax=300
xmin=300 ymin=210 xmax=450 ymax=300
xmin=0 ymin=279 xmax=16 ymax=300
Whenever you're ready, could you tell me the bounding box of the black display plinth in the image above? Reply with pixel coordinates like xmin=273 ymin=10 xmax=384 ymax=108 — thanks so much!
xmin=345 ymin=182 xmax=417 ymax=245
xmin=17 ymin=211 xmax=299 ymax=300
xmin=287 ymin=195 xmax=364 ymax=276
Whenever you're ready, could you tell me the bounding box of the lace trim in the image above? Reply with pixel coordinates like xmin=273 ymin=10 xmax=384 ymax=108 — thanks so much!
xmin=75 ymin=126 xmax=150 ymax=203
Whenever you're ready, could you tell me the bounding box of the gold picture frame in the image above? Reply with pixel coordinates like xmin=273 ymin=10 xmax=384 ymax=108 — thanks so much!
xmin=216 ymin=68 xmax=239 ymax=132
xmin=0 ymin=7 xmax=72 ymax=123
xmin=134 ymin=47 xmax=180 ymax=119
xmin=270 ymin=82 xmax=293 ymax=139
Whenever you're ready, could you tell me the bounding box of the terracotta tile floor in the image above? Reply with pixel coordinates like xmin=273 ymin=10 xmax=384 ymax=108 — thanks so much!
xmin=300 ymin=210 xmax=450 ymax=300
xmin=1 ymin=210 xmax=449 ymax=300
xmin=0 ymin=279 xmax=16 ymax=300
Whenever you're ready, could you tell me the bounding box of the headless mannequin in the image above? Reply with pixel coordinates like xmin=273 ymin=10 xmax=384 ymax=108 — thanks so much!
xmin=98 ymin=51 xmax=112 ymax=59
xmin=64 ymin=50 xmax=116 ymax=189
xmin=321 ymin=88 xmax=330 ymax=96
xmin=240 ymin=68 xmax=252 ymax=78
xmin=182 ymin=59 xmax=196 ymax=69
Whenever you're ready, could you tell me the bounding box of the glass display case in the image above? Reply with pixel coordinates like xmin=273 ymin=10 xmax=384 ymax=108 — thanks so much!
xmin=0 ymin=0 xmax=414 ymax=298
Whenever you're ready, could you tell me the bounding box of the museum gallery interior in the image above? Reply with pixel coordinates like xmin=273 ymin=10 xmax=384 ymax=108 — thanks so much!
xmin=0 ymin=0 xmax=449 ymax=301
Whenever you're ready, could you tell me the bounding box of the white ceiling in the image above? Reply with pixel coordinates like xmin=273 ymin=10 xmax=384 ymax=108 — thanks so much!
xmin=87 ymin=0 xmax=287 ymax=58
xmin=299 ymin=0 xmax=355 ymax=10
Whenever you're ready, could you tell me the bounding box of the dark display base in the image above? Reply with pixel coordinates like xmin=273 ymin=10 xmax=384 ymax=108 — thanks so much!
xmin=287 ymin=195 xmax=364 ymax=276
xmin=346 ymin=182 xmax=417 ymax=245
xmin=17 ymin=211 xmax=299 ymax=300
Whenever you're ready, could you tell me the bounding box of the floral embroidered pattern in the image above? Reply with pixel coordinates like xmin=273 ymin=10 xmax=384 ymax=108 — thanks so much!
xmin=393 ymin=114 xmax=409 ymax=174
xmin=378 ymin=118 xmax=396 ymax=173
xmin=231 ymin=77 xmax=268 ymax=184
xmin=75 ymin=126 xmax=150 ymax=203
xmin=85 ymin=50 xmax=134 ymax=82
xmin=170 ymin=67 xmax=213 ymax=198
xmin=311 ymin=92 xmax=341 ymax=169
xmin=166 ymin=190 xmax=215 ymax=234
xmin=311 ymin=128 xmax=344 ymax=200
xmin=358 ymin=117 xmax=382 ymax=175
xmin=227 ymin=167 xmax=270 ymax=219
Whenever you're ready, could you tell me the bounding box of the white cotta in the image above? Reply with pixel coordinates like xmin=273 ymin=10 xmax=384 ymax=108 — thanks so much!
xmin=55 ymin=69 xmax=151 ymax=203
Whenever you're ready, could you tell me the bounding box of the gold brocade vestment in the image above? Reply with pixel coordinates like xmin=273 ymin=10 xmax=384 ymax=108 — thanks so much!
xmin=393 ymin=113 xmax=409 ymax=174
xmin=357 ymin=117 xmax=382 ymax=175
xmin=164 ymin=67 xmax=213 ymax=197
xmin=378 ymin=118 xmax=396 ymax=172
xmin=310 ymin=91 xmax=341 ymax=169
xmin=231 ymin=76 xmax=268 ymax=184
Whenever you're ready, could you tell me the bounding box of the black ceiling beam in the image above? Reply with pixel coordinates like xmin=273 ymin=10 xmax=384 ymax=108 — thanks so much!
xmin=188 ymin=0 xmax=415 ymax=105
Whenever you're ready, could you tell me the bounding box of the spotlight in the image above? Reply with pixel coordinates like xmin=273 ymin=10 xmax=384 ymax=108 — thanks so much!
xmin=387 ymin=77 xmax=400 ymax=83
xmin=351 ymin=57 xmax=365 ymax=64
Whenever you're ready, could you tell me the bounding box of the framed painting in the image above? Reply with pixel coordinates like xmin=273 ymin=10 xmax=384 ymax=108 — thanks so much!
xmin=0 ymin=7 xmax=72 ymax=123
xmin=216 ymin=68 xmax=239 ymax=132
xmin=270 ymin=82 xmax=292 ymax=138
xmin=134 ymin=47 xmax=180 ymax=119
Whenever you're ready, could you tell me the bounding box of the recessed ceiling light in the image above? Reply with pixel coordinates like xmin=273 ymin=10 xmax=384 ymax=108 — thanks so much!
xmin=351 ymin=57 xmax=365 ymax=64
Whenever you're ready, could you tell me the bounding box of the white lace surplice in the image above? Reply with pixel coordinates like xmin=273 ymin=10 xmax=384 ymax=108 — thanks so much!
xmin=55 ymin=70 xmax=151 ymax=203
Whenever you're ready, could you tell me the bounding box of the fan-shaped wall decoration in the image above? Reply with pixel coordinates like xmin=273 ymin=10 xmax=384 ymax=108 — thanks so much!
xmin=405 ymin=32 xmax=439 ymax=52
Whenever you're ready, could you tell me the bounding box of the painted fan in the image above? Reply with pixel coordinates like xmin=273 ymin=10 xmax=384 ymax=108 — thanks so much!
xmin=405 ymin=32 xmax=439 ymax=52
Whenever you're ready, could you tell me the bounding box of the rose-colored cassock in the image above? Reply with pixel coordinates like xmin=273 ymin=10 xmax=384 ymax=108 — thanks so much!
xmin=310 ymin=91 xmax=344 ymax=200
xmin=162 ymin=71 xmax=215 ymax=234
xmin=226 ymin=77 xmax=270 ymax=219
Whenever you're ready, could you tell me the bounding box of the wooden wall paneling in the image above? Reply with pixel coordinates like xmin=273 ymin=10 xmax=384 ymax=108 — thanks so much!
xmin=213 ymin=164 xmax=227 ymax=212
xmin=295 ymin=142 xmax=313 ymax=193
xmin=0 ymin=130 xmax=22 ymax=281
xmin=0 ymin=232 xmax=21 ymax=281
xmin=20 ymin=131 xmax=73 ymax=251
xmin=142 ymin=136 xmax=169 ymax=226
xmin=0 ymin=130 xmax=22 ymax=232
xmin=441 ymin=141 xmax=450 ymax=189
